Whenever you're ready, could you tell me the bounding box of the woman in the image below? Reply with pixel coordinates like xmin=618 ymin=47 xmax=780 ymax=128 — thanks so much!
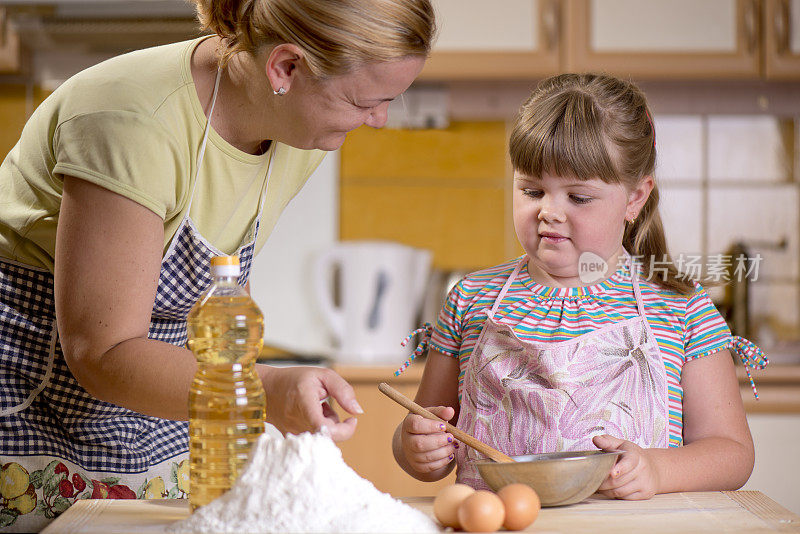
xmin=0 ymin=0 xmax=435 ymax=530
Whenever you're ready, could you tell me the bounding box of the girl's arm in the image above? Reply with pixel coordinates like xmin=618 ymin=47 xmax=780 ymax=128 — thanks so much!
xmin=392 ymin=348 xmax=461 ymax=481
xmin=595 ymin=348 xmax=754 ymax=498
xmin=656 ymin=348 xmax=754 ymax=491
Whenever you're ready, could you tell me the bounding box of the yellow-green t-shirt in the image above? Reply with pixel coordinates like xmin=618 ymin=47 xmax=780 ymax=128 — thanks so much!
xmin=0 ymin=37 xmax=326 ymax=271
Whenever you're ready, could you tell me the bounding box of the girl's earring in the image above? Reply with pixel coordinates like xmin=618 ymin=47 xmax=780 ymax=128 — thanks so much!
xmin=627 ymin=214 xmax=637 ymax=224
xmin=273 ymin=87 xmax=287 ymax=96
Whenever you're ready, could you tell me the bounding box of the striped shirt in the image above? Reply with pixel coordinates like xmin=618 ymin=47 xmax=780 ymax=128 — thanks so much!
xmin=430 ymin=255 xmax=732 ymax=447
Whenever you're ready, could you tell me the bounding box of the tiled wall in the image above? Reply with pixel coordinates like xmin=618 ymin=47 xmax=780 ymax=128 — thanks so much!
xmin=656 ymin=115 xmax=799 ymax=343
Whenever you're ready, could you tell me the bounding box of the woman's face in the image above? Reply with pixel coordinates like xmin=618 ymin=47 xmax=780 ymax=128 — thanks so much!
xmin=512 ymin=171 xmax=634 ymax=285
xmin=280 ymin=56 xmax=426 ymax=151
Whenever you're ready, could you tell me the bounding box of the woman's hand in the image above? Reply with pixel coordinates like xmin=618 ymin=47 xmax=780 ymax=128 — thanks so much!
xmin=398 ymin=406 xmax=457 ymax=475
xmin=593 ymin=434 xmax=660 ymax=500
xmin=259 ymin=365 xmax=363 ymax=442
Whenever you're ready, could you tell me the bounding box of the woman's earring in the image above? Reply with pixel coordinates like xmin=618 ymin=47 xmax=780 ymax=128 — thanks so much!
xmin=273 ymin=87 xmax=287 ymax=96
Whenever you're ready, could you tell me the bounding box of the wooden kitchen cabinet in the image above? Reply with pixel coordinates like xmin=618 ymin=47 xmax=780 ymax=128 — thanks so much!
xmin=737 ymin=365 xmax=800 ymax=514
xmin=565 ymin=0 xmax=761 ymax=78
xmin=764 ymin=0 xmax=800 ymax=79
xmin=339 ymin=120 xmax=519 ymax=272
xmin=419 ymin=0 xmax=560 ymax=80
xmin=421 ymin=0 xmax=800 ymax=80
xmin=0 ymin=9 xmax=20 ymax=73
xmin=331 ymin=364 xmax=456 ymax=497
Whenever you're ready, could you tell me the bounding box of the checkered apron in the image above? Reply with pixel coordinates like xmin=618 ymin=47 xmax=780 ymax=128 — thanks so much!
xmin=0 ymin=67 xmax=273 ymax=531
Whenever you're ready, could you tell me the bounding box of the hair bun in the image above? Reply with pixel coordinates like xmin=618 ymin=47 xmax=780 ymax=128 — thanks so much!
xmin=190 ymin=0 xmax=435 ymax=74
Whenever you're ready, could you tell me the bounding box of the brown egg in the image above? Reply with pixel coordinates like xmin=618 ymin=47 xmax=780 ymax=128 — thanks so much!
xmin=433 ymin=483 xmax=475 ymax=529
xmin=497 ymin=483 xmax=541 ymax=531
xmin=457 ymin=490 xmax=505 ymax=533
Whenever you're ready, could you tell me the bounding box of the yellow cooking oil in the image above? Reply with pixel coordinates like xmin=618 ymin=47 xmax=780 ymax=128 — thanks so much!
xmin=186 ymin=255 xmax=266 ymax=511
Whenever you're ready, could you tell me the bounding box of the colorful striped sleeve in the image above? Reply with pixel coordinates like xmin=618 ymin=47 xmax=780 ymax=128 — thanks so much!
xmin=430 ymin=280 xmax=467 ymax=358
xmin=683 ymin=283 xmax=732 ymax=361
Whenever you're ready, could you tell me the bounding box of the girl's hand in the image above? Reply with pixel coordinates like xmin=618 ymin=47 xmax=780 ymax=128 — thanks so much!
xmin=592 ymin=434 xmax=660 ymax=500
xmin=399 ymin=406 xmax=457 ymax=475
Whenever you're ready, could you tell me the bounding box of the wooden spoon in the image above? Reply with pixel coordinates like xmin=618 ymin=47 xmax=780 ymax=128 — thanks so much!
xmin=378 ymin=382 xmax=515 ymax=463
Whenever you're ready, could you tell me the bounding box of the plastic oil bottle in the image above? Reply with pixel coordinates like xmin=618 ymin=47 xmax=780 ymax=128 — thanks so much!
xmin=186 ymin=255 xmax=266 ymax=510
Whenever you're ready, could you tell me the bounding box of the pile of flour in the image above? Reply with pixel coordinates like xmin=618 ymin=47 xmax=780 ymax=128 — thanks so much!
xmin=169 ymin=430 xmax=439 ymax=533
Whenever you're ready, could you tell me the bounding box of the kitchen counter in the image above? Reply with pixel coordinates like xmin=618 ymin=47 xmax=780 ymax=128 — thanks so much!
xmin=42 ymin=491 xmax=800 ymax=533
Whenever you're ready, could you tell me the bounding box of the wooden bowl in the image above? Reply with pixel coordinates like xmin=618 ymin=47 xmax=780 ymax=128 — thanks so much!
xmin=474 ymin=450 xmax=622 ymax=506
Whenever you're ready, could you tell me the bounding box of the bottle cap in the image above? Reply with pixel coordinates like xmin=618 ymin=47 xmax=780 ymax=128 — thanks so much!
xmin=211 ymin=256 xmax=240 ymax=266
xmin=210 ymin=255 xmax=241 ymax=277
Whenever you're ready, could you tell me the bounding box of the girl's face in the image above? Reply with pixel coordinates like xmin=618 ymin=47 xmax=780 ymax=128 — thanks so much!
xmin=512 ymin=171 xmax=652 ymax=286
xmin=278 ymin=56 xmax=426 ymax=151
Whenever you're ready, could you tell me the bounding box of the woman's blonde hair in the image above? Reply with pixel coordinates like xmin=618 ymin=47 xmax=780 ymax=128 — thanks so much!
xmin=509 ymin=73 xmax=694 ymax=295
xmin=192 ymin=0 xmax=436 ymax=74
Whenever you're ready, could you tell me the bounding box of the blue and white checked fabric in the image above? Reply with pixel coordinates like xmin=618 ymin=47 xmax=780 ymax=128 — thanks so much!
xmin=0 ymin=214 xmax=259 ymax=473
xmin=0 ymin=64 xmax=267 ymax=478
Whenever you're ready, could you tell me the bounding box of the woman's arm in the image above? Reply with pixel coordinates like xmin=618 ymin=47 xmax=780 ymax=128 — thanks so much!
xmin=392 ymin=349 xmax=461 ymax=481
xmin=55 ymin=177 xmax=363 ymax=439
xmin=55 ymin=176 xmax=196 ymax=419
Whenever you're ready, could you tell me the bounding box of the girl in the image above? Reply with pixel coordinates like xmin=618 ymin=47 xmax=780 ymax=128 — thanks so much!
xmin=392 ymin=73 xmax=765 ymax=500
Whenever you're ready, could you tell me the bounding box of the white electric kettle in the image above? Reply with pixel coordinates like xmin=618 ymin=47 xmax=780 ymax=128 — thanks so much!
xmin=313 ymin=241 xmax=432 ymax=365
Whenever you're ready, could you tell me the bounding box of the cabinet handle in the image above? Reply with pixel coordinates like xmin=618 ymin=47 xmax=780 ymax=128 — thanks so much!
xmin=543 ymin=0 xmax=560 ymax=51
xmin=744 ymin=0 xmax=760 ymax=54
xmin=774 ymin=0 xmax=790 ymax=54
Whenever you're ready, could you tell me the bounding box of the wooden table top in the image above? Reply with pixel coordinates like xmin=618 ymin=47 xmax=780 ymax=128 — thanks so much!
xmin=42 ymin=491 xmax=800 ymax=533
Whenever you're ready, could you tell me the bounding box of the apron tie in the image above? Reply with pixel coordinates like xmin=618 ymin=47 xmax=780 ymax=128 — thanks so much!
xmin=729 ymin=336 xmax=769 ymax=400
xmin=394 ymin=323 xmax=433 ymax=376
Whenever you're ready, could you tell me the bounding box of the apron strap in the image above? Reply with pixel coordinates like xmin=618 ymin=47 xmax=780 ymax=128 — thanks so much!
xmin=490 ymin=256 xmax=528 ymax=316
xmin=630 ymin=258 xmax=648 ymax=318
xmin=253 ymin=151 xmax=274 ymax=222
xmin=185 ymin=66 xmax=223 ymax=217
xmin=177 ymin=64 xmax=274 ymax=258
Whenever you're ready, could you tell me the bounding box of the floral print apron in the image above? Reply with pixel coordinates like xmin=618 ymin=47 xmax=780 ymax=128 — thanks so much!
xmin=0 ymin=67 xmax=272 ymax=531
xmin=455 ymin=256 xmax=669 ymax=489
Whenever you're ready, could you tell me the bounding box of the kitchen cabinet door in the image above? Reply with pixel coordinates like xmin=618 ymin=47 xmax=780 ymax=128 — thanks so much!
xmin=741 ymin=413 xmax=800 ymax=514
xmin=418 ymin=0 xmax=560 ymax=80
xmin=765 ymin=0 xmax=800 ymax=79
xmin=339 ymin=121 xmax=518 ymax=272
xmin=565 ymin=0 xmax=761 ymax=78
xmin=0 ymin=10 xmax=19 ymax=73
